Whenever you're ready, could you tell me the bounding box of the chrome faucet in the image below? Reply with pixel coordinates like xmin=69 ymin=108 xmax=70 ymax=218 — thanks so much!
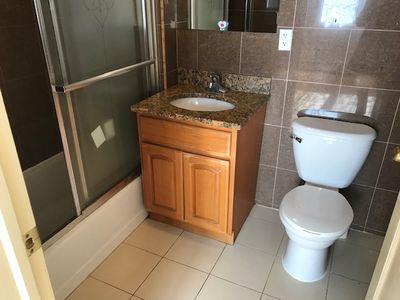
xmin=208 ymin=73 xmax=227 ymax=93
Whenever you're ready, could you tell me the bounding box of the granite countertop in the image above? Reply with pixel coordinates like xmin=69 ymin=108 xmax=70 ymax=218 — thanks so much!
xmin=130 ymin=84 xmax=268 ymax=130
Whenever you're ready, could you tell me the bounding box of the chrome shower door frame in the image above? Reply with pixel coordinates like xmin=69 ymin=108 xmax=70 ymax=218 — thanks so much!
xmin=33 ymin=0 xmax=160 ymax=248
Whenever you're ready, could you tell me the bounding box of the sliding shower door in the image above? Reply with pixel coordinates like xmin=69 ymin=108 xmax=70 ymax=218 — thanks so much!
xmin=34 ymin=0 xmax=158 ymax=232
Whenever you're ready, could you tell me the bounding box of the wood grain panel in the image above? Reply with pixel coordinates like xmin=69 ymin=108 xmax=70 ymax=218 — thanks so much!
xmin=232 ymin=104 xmax=266 ymax=235
xmin=141 ymin=143 xmax=184 ymax=220
xmin=139 ymin=116 xmax=232 ymax=159
xmin=183 ymin=153 xmax=229 ymax=233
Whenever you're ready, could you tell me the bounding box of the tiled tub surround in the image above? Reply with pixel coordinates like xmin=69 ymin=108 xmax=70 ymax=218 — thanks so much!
xmin=67 ymin=205 xmax=382 ymax=300
xmin=0 ymin=0 xmax=63 ymax=170
xmin=159 ymin=0 xmax=400 ymax=235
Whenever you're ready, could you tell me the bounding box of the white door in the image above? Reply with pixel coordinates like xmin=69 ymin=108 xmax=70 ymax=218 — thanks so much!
xmin=366 ymin=191 xmax=400 ymax=300
xmin=0 ymin=90 xmax=54 ymax=299
xmin=366 ymin=148 xmax=400 ymax=299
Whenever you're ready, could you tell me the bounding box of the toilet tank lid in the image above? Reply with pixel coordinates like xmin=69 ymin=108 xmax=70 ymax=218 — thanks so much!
xmin=292 ymin=117 xmax=377 ymax=141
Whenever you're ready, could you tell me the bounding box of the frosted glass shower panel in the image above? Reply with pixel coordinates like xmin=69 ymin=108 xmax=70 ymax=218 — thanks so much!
xmin=54 ymin=0 xmax=147 ymax=82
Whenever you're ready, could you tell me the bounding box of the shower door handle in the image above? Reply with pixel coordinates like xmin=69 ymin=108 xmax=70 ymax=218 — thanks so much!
xmin=52 ymin=59 xmax=155 ymax=93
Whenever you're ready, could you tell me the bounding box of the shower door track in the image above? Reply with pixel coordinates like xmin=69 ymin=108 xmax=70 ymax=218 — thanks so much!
xmin=34 ymin=0 xmax=160 ymax=249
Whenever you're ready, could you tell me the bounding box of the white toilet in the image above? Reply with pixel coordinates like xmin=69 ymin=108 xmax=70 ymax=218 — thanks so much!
xmin=279 ymin=116 xmax=376 ymax=282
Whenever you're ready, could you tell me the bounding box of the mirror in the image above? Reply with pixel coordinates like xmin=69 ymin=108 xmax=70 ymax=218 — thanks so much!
xmin=189 ymin=0 xmax=280 ymax=33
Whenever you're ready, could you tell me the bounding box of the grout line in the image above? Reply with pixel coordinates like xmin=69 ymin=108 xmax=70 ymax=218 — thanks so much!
xmin=363 ymin=96 xmax=400 ymax=230
xmin=259 ymin=163 xmax=299 ymax=174
xmin=253 ymin=203 xmax=280 ymax=212
xmin=364 ymin=227 xmax=387 ymax=235
xmin=259 ymin=163 xmax=278 ymax=169
xmin=338 ymin=29 xmax=353 ymax=96
xmin=270 ymin=77 xmax=287 ymax=82
xmin=195 ymin=243 xmax=227 ymax=299
xmin=373 ymin=187 xmax=399 ymax=193
xmin=89 ymin=276 xmax=135 ymax=296
xmin=324 ymin=246 xmax=335 ymax=299
xmin=329 ymin=271 xmax=372 ymax=285
xmin=163 ymin=256 xmax=208 ymax=274
xmin=272 ymin=0 xmax=298 ymax=208
xmin=284 ymin=78 xmax=400 ymax=92
xmin=292 ymin=26 xmax=400 ymax=33
xmin=261 ymin=233 xmax=286 ymax=297
xmin=196 ymin=30 xmax=199 ymax=69
xmin=347 ymin=27 xmax=400 ymax=33
xmin=131 ymin=229 xmax=184 ymax=297
xmin=263 ymin=123 xmax=288 ymax=128
xmin=210 ymin=274 xmax=265 ymax=294
xmin=272 ymin=51 xmax=291 ymax=205
xmin=122 ymin=241 xmax=164 ymax=256
xmin=210 ymin=244 xmax=227 ymax=274
xmin=387 ymin=96 xmax=400 ymax=143
xmin=350 ymin=182 xmax=399 ymax=194
xmin=194 ymin=273 xmax=211 ymax=299
xmin=131 ymin=255 xmax=163 ymax=297
xmin=276 ymin=166 xmax=297 ymax=173
xmin=238 ymin=32 xmax=243 ymax=74
xmin=175 ymin=23 xmax=179 ymax=69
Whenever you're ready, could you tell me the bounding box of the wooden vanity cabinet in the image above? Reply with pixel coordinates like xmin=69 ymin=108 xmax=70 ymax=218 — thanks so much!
xmin=183 ymin=153 xmax=230 ymax=234
xmin=137 ymin=105 xmax=266 ymax=244
xmin=141 ymin=143 xmax=184 ymax=220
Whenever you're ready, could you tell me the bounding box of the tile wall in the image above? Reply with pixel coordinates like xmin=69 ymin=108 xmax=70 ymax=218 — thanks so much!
xmin=0 ymin=0 xmax=62 ymax=170
xmin=159 ymin=0 xmax=400 ymax=235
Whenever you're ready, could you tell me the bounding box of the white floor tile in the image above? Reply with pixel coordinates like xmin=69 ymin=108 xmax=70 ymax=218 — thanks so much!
xmin=135 ymin=259 xmax=207 ymax=300
xmin=264 ymin=238 xmax=329 ymax=300
xmin=197 ymin=276 xmax=261 ymax=300
xmin=124 ymin=219 xmax=183 ymax=256
xmin=344 ymin=230 xmax=384 ymax=252
xmin=250 ymin=205 xmax=281 ymax=224
xmin=67 ymin=277 xmax=131 ymax=300
xmin=236 ymin=217 xmax=284 ymax=255
xmin=165 ymin=231 xmax=225 ymax=272
xmin=261 ymin=294 xmax=279 ymax=300
xmin=332 ymin=241 xmax=379 ymax=283
xmin=91 ymin=244 xmax=160 ymax=293
xmin=211 ymin=243 xmax=275 ymax=292
xmin=327 ymin=274 xmax=368 ymax=300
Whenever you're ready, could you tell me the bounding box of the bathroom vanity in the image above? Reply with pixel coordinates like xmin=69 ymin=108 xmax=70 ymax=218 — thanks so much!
xmin=131 ymin=85 xmax=267 ymax=244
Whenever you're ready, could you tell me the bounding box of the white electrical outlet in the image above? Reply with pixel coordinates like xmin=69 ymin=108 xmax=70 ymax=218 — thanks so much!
xmin=279 ymin=29 xmax=293 ymax=51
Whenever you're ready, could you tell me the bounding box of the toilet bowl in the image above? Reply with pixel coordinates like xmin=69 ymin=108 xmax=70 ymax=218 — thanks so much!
xmin=278 ymin=115 xmax=376 ymax=282
xmin=279 ymin=184 xmax=353 ymax=282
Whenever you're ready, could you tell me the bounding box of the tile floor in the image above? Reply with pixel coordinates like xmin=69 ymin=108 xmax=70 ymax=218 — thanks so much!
xmin=67 ymin=205 xmax=384 ymax=300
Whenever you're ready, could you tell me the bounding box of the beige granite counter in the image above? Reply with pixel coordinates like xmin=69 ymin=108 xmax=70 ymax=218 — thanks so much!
xmin=131 ymin=84 xmax=269 ymax=130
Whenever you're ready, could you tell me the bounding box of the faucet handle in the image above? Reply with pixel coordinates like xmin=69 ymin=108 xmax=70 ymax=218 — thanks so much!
xmin=210 ymin=73 xmax=221 ymax=82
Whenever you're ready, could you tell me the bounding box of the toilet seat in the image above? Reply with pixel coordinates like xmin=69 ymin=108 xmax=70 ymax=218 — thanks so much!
xmin=280 ymin=185 xmax=353 ymax=239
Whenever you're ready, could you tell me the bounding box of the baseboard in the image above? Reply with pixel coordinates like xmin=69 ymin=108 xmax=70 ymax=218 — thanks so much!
xmin=44 ymin=178 xmax=147 ymax=300
xmin=56 ymin=209 xmax=147 ymax=299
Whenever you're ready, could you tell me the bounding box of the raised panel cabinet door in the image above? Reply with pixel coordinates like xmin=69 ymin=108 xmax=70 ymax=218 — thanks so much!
xmin=183 ymin=153 xmax=229 ymax=233
xmin=141 ymin=143 xmax=184 ymax=220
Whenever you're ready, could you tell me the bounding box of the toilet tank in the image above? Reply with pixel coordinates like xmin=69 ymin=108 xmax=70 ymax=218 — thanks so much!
xmin=291 ymin=117 xmax=376 ymax=189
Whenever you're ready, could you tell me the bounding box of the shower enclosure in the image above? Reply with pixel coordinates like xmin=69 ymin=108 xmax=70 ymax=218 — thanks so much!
xmin=31 ymin=0 xmax=159 ymax=245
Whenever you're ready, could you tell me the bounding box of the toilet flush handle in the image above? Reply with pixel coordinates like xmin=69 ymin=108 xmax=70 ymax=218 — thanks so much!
xmin=290 ymin=133 xmax=302 ymax=143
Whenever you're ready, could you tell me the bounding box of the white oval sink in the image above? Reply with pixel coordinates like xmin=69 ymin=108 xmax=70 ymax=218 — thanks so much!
xmin=170 ymin=97 xmax=235 ymax=112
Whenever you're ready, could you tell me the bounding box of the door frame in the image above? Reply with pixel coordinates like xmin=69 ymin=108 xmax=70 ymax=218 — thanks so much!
xmin=0 ymin=90 xmax=54 ymax=299
xmin=366 ymin=191 xmax=400 ymax=299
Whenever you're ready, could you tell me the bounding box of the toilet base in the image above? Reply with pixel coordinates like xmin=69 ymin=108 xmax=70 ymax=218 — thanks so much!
xmin=282 ymin=239 xmax=328 ymax=282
